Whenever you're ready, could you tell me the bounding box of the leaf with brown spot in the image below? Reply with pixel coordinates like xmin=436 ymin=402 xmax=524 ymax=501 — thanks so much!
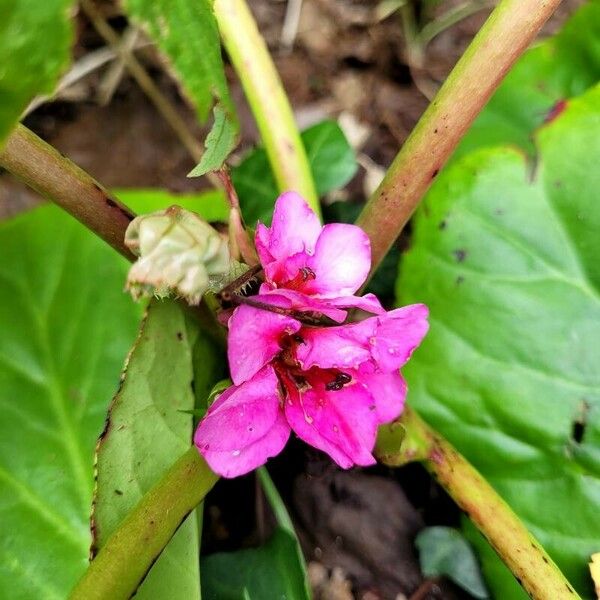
xmin=398 ymin=85 xmax=600 ymax=598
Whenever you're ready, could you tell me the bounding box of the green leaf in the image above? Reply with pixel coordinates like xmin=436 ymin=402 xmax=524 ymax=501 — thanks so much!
xmin=257 ymin=469 xmax=296 ymax=534
xmin=397 ymin=85 xmax=600 ymax=598
xmin=0 ymin=0 xmax=74 ymax=146
xmin=201 ymin=529 xmax=309 ymax=600
xmin=201 ymin=470 xmax=309 ymax=600
xmin=258 ymin=469 xmax=310 ymax=596
xmin=115 ymin=187 xmax=230 ymax=222
xmin=454 ymin=2 xmax=600 ymax=160
xmin=93 ymin=299 xmax=216 ymax=599
xmin=415 ymin=527 xmax=488 ymax=599
xmin=189 ymin=106 xmax=239 ymax=176
xmin=232 ymin=120 xmax=358 ymax=225
xmin=0 ymin=205 xmax=141 ymax=598
xmin=302 ymin=120 xmax=358 ymax=197
xmin=123 ymin=0 xmax=235 ymax=123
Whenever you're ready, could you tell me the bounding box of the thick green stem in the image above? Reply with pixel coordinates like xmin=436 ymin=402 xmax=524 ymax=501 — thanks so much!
xmin=0 ymin=124 xmax=136 ymax=260
xmin=69 ymin=448 xmax=217 ymax=600
xmin=376 ymin=407 xmax=581 ymax=600
xmin=356 ymin=0 xmax=562 ymax=273
xmin=214 ymin=0 xmax=320 ymax=217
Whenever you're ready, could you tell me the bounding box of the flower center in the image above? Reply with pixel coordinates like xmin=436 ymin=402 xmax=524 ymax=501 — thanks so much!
xmin=282 ymin=266 xmax=316 ymax=291
xmin=274 ymin=332 xmax=353 ymax=399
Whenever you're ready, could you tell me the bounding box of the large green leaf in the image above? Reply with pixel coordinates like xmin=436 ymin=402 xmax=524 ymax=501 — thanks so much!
xmin=201 ymin=469 xmax=310 ymax=600
xmin=397 ymin=85 xmax=600 ymax=598
xmin=0 ymin=0 xmax=74 ymax=146
xmin=93 ymin=298 xmax=220 ymax=599
xmin=453 ymin=1 xmax=600 ymax=162
xmin=232 ymin=120 xmax=357 ymax=226
xmin=0 ymin=205 xmax=141 ymax=598
xmin=123 ymin=0 xmax=238 ymax=155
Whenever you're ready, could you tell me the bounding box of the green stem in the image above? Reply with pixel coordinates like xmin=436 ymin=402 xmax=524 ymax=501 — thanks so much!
xmin=376 ymin=407 xmax=581 ymax=600
xmin=0 ymin=124 xmax=136 ymax=260
xmin=69 ymin=448 xmax=218 ymax=600
xmin=356 ymin=0 xmax=562 ymax=274
xmin=214 ymin=0 xmax=320 ymax=217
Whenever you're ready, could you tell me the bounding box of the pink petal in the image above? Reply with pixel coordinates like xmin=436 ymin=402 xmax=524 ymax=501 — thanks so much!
xmin=359 ymin=369 xmax=407 ymax=423
xmin=228 ymin=304 xmax=301 ymax=385
xmin=255 ymin=192 xmax=322 ymax=269
xmin=255 ymin=223 xmax=276 ymax=266
xmin=194 ymin=366 xmax=290 ymax=478
xmin=329 ymin=293 xmax=385 ymax=315
xmin=296 ymin=303 xmax=429 ymax=373
xmin=284 ymin=380 xmax=378 ymax=468
xmin=199 ymin=417 xmax=290 ymax=478
xmin=295 ymin=320 xmax=375 ymax=370
xmin=195 ymin=366 xmax=280 ymax=450
xmin=304 ymin=223 xmax=371 ymax=297
xmin=371 ymin=304 xmax=429 ymax=372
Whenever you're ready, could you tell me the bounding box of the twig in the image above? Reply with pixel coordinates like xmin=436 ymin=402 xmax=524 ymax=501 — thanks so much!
xmin=376 ymin=407 xmax=581 ymax=600
xmin=97 ymin=26 xmax=139 ymax=106
xmin=24 ymin=47 xmax=117 ymax=116
xmin=79 ymin=0 xmax=205 ymax=164
xmin=214 ymin=0 xmax=320 ymax=217
xmin=356 ymin=0 xmax=563 ymax=275
xmin=281 ymin=0 xmax=303 ymax=50
xmin=408 ymin=577 xmax=442 ymax=600
xmin=399 ymin=3 xmax=437 ymax=100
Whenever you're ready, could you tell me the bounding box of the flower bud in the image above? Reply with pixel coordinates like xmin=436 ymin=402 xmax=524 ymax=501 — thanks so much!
xmin=125 ymin=206 xmax=230 ymax=304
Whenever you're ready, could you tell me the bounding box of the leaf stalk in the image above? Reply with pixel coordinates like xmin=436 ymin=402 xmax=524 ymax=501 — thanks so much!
xmin=356 ymin=0 xmax=563 ymax=274
xmin=213 ymin=0 xmax=320 ymax=217
xmin=376 ymin=407 xmax=581 ymax=600
xmin=0 ymin=124 xmax=136 ymax=260
xmin=69 ymin=448 xmax=217 ymax=600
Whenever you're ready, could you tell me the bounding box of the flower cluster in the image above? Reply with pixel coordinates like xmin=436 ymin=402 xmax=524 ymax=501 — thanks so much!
xmin=194 ymin=192 xmax=428 ymax=478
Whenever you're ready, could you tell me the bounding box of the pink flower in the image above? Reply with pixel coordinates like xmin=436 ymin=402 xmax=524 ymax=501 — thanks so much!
xmin=255 ymin=192 xmax=386 ymax=319
xmin=194 ymin=193 xmax=429 ymax=478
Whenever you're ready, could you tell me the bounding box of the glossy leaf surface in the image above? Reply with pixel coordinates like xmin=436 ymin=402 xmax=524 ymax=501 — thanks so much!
xmin=398 ymin=86 xmax=600 ymax=598
xmin=0 ymin=206 xmax=141 ymax=598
